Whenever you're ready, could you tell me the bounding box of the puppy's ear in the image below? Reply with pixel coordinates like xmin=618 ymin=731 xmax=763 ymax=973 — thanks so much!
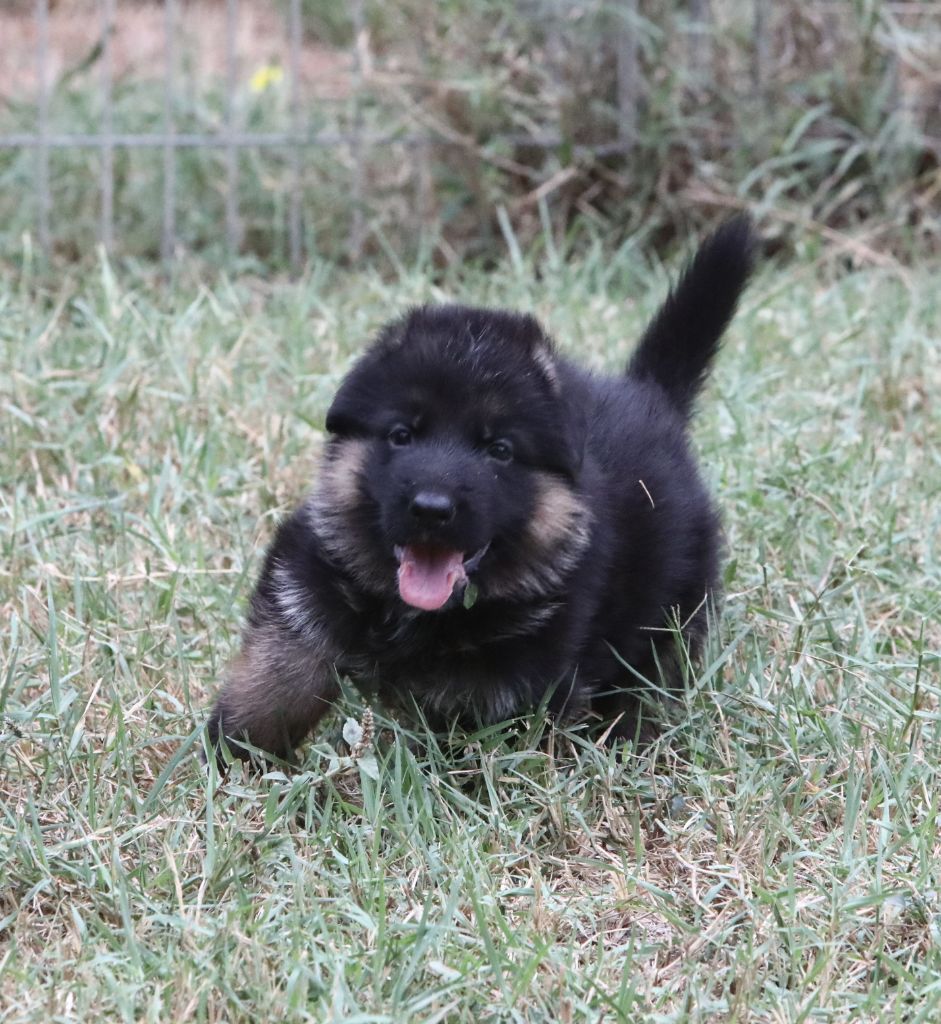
xmin=533 ymin=351 xmax=588 ymax=482
xmin=554 ymin=396 xmax=588 ymax=480
xmin=324 ymin=373 xmax=374 ymax=437
xmin=325 ymin=317 xmax=410 ymax=436
xmin=530 ymin=336 xmax=562 ymax=396
xmin=523 ymin=329 xmax=588 ymax=481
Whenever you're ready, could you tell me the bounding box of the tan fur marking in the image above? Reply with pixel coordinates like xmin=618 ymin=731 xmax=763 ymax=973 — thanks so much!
xmin=527 ymin=473 xmax=589 ymax=550
xmin=484 ymin=471 xmax=592 ymax=601
xmin=319 ymin=438 xmax=369 ymax=509
xmin=215 ymin=622 xmax=337 ymax=757
xmin=308 ymin=436 xmax=394 ymax=595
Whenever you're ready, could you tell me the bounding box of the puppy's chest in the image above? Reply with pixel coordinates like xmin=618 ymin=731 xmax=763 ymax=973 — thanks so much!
xmin=345 ymin=600 xmax=561 ymax=671
xmin=360 ymin=607 xmax=489 ymax=661
xmin=332 ymin=599 xmax=580 ymax=724
xmin=345 ymin=613 xmax=538 ymax=724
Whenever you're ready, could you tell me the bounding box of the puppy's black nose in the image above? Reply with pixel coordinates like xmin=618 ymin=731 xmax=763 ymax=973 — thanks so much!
xmin=410 ymin=490 xmax=455 ymax=525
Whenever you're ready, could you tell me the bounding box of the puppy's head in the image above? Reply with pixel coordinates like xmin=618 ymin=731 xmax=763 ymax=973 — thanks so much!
xmin=312 ymin=305 xmax=591 ymax=609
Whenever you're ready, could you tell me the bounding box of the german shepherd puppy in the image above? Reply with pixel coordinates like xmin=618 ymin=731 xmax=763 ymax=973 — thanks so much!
xmin=206 ymin=217 xmax=755 ymax=764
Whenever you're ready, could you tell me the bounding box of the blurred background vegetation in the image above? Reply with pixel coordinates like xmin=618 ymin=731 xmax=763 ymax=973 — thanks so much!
xmin=0 ymin=0 xmax=938 ymax=272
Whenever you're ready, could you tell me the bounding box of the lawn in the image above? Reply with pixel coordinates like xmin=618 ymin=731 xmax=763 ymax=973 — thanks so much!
xmin=1 ymin=242 xmax=939 ymax=1022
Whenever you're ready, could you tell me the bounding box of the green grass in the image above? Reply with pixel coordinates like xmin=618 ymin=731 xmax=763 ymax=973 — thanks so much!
xmin=1 ymin=241 xmax=940 ymax=1022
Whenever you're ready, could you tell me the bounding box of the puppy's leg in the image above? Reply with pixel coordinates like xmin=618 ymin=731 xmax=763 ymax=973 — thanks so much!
xmin=206 ymin=621 xmax=338 ymax=766
xmin=598 ymin=692 xmax=660 ymax=747
xmin=591 ymin=644 xmax=678 ymax=748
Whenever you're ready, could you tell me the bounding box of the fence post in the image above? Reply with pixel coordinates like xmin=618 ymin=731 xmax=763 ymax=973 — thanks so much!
xmin=616 ymin=0 xmax=640 ymax=152
xmin=162 ymin=0 xmax=177 ymax=267
xmin=349 ymin=0 xmax=366 ymax=261
xmin=687 ymin=0 xmax=713 ymax=93
xmin=100 ymin=0 xmax=115 ymax=254
xmin=752 ymin=0 xmax=770 ymax=99
xmin=224 ymin=0 xmax=241 ymax=260
xmin=35 ymin=0 xmax=51 ymax=257
xmin=410 ymin=21 xmax=433 ymax=255
xmin=287 ymin=0 xmax=303 ymax=273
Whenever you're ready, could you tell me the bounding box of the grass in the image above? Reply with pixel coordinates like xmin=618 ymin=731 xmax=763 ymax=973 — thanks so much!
xmin=1 ymin=238 xmax=940 ymax=1022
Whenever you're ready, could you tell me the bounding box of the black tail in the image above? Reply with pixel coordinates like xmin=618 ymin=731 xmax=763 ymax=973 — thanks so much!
xmin=628 ymin=215 xmax=755 ymax=419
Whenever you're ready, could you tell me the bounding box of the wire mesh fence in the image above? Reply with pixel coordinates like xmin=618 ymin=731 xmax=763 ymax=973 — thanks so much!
xmin=1 ymin=0 xmax=939 ymax=269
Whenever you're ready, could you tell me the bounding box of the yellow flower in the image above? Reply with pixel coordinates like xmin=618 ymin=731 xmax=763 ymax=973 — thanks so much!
xmin=249 ymin=64 xmax=284 ymax=94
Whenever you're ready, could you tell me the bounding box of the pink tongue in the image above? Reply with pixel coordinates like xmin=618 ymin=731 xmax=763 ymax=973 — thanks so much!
xmin=397 ymin=545 xmax=466 ymax=610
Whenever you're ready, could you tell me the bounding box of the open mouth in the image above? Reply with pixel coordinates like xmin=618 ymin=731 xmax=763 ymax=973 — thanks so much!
xmin=394 ymin=542 xmax=490 ymax=611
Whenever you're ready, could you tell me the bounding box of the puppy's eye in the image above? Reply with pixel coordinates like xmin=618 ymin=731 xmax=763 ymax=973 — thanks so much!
xmin=487 ymin=439 xmax=513 ymax=463
xmin=388 ymin=425 xmax=413 ymax=447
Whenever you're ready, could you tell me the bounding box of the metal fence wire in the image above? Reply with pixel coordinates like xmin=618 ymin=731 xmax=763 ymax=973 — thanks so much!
xmin=0 ymin=0 xmax=937 ymax=269
xmin=10 ymin=0 xmax=327 ymax=267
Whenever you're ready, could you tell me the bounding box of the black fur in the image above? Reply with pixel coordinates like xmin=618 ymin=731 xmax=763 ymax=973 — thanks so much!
xmin=206 ymin=216 xmax=755 ymax=763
